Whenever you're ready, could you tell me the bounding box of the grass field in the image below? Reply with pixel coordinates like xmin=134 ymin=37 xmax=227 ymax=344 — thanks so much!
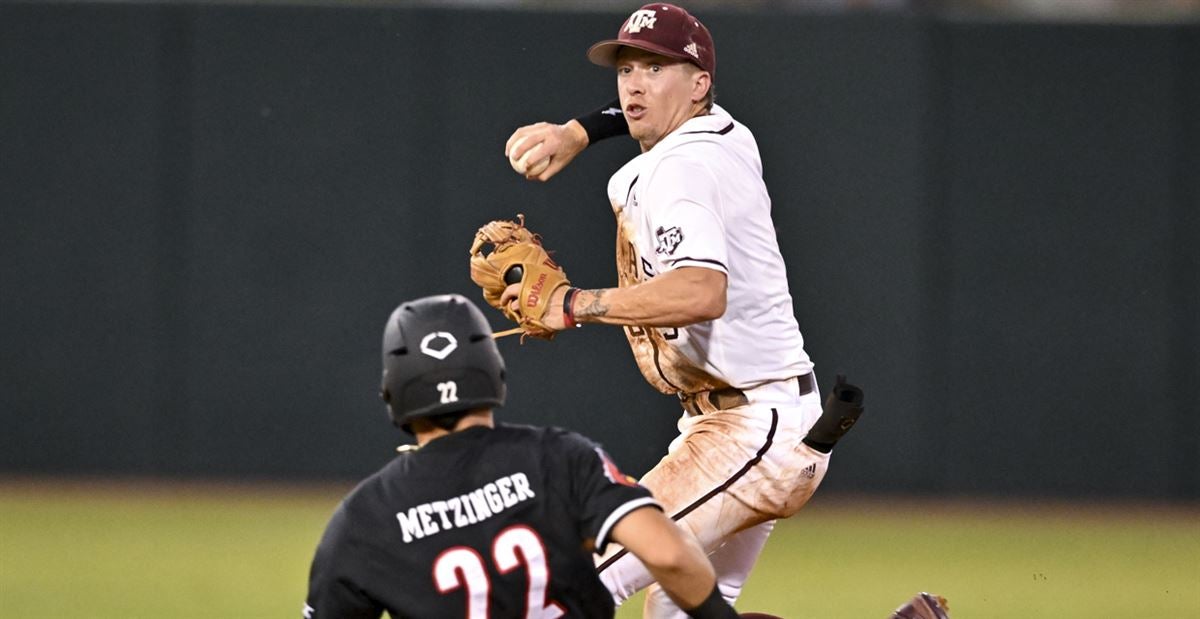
xmin=1 ymin=478 xmax=1197 ymax=618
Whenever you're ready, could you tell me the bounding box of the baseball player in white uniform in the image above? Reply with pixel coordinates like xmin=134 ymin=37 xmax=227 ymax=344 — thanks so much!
xmin=502 ymin=4 xmax=869 ymax=618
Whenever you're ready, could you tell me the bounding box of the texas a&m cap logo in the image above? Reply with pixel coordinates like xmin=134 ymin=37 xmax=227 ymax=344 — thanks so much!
xmin=587 ymin=3 xmax=716 ymax=76
xmin=624 ymin=9 xmax=657 ymax=34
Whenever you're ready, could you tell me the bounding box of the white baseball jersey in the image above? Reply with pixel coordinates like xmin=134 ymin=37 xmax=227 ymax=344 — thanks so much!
xmin=607 ymin=104 xmax=813 ymax=393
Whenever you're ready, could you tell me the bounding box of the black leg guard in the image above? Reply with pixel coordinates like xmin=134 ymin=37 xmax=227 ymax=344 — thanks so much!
xmin=801 ymin=374 xmax=864 ymax=454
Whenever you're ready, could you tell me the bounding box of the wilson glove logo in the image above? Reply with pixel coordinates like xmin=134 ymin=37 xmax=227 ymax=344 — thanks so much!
xmin=525 ymin=272 xmax=548 ymax=307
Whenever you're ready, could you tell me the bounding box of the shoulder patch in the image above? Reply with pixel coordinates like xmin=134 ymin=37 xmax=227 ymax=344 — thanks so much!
xmin=654 ymin=226 xmax=684 ymax=256
xmin=596 ymin=447 xmax=638 ymax=487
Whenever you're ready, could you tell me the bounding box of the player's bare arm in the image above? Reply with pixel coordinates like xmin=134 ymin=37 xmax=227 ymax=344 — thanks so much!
xmin=569 ymin=267 xmax=726 ymax=327
xmin=499 ymin=266 xmax=726 ymax=332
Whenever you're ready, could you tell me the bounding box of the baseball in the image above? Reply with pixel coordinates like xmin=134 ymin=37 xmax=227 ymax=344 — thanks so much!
xmin=509 ymin=136 xmax=551 ymax=177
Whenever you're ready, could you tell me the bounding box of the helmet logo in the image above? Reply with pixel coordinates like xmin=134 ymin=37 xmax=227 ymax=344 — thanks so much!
xmin=624 ymin=9 xmax=657 ymax=33
xmin=419 ymin=332 xmax=458 ymax=360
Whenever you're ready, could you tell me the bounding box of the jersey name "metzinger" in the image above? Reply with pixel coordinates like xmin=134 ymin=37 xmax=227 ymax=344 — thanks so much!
xmin=395 ymin=472 xmax=536 ymax=543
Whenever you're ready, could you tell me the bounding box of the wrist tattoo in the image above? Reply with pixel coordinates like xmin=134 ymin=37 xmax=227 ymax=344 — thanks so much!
xmin=577 ymin=289 xmax=610 ymax=318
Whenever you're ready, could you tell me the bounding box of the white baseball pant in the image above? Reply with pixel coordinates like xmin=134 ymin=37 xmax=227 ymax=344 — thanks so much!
xmin=596 ymin=375 xmax=831 ymax=618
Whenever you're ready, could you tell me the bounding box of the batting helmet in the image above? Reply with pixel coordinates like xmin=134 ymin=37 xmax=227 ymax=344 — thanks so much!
xmin=380 ymin=294 xmax=506 ymax=429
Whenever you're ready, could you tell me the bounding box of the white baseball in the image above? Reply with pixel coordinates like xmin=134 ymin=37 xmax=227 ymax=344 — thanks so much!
xmin=509 ymin=136 xmax=551 ymax=177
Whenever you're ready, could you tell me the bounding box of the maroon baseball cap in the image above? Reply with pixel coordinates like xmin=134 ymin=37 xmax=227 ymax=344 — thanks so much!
xmin=587 ymin=3 xmax=716 ymax=76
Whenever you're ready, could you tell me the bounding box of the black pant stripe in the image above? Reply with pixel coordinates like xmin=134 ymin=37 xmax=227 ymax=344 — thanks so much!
xmin=597 ymin=409 xmax=779 ymax=573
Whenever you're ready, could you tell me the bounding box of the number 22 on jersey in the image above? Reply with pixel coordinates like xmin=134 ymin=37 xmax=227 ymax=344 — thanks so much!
xmin=433 ymin=525 xmax=564 ymax=618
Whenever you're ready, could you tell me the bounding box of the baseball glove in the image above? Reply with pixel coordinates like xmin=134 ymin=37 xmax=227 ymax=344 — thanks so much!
xmin=469 ymin=214 xmax=570 ymax=340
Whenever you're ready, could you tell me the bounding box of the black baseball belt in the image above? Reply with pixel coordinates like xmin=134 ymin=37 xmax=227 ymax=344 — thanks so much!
xmin=678 ymin=372 xmax=814 ymax=416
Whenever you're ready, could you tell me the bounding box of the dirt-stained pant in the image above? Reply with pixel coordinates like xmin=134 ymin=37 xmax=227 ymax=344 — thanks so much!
xmin=596 ymin=377 xmax=831 ymax=618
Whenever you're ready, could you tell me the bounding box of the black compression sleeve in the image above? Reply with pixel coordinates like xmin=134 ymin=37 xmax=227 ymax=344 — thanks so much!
xmin=573 ymin=98 xmax=629 ymax=145
xmin=684 ymin=584 xmax=740 ymax=619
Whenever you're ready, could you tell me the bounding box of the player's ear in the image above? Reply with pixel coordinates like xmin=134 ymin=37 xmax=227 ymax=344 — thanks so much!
xmin=691 ymin=71 xmax=712 ymax=105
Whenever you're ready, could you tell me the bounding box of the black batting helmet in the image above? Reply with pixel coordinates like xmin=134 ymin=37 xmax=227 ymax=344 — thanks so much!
xmin=380 ymin=294 xmax=506 ymax=429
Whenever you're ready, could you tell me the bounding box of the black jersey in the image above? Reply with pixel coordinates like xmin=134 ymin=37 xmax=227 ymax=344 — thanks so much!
xmin=303 ymin=423 xmax=657 ymax=619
